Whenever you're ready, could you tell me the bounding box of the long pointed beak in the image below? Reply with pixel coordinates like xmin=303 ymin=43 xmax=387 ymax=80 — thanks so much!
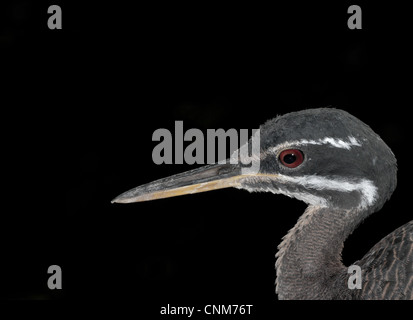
xmin=111 ymin=163 xmax=245 ymax=204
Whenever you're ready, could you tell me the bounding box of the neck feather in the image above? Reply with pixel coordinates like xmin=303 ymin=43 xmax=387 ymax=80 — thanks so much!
xmin=275 ymin=205 xmax=366 ymax=299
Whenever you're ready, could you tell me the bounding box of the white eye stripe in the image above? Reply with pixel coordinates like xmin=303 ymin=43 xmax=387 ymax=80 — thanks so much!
xmin=268 ymin=136 xmax=362 ymax=154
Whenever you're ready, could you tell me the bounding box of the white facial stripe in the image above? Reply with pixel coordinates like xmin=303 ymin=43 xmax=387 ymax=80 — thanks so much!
xmin=277 ymin=174 xmax=377 ymax=208
xmin=239 ymin=174 xmax=377 ymax=208
xmin=269 ymin=136 xmax=362 ymax=153
xmin=236 ymin=179 xmax=328 ymax=207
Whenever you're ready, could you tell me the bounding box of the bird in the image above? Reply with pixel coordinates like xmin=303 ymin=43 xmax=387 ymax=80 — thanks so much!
xmin=112 ymin=108 xmax=413 ymax=300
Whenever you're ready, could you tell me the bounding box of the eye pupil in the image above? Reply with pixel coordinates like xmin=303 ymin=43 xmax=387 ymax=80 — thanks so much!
xmin=283 ymin=153 xmax=297 ymax=164
xmin=279 ymin=149 xmax=304 ymax=168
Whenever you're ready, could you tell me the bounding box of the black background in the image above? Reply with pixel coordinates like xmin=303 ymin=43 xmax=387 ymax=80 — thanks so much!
xmin=1 ymin=0 xmax=412 ymax=315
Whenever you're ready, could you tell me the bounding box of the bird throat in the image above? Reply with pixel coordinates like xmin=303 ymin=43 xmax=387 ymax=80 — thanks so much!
xmin=275 ymin=205 xmax=364 ymax=299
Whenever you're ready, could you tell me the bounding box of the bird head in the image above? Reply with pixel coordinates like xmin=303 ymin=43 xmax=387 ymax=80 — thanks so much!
xmin=112 ymin=108 xmax=397 ymax=213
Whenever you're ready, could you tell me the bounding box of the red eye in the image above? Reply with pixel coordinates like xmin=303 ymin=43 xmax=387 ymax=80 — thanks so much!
xmin=279 ymin=149 xmax=304 ymax=168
